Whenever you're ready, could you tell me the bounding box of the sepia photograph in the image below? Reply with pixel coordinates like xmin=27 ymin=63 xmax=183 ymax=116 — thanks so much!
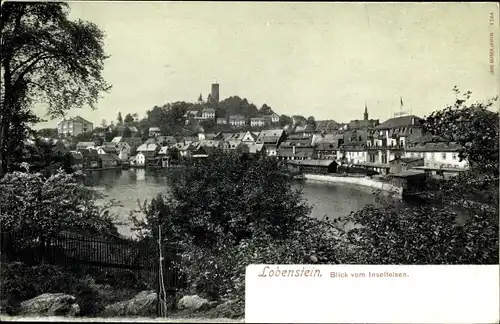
xmin=0 ymin=1 xmax=498 ymax=322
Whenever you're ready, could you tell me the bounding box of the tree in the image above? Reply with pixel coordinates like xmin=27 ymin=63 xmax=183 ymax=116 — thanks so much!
xmin=336 ymin=89 xmax=499 ymax=265
xmin=197 ymin=93 xmax=203 ymax=102
xmin=0 ymin=169 xmax=120 ymax=240
xmin=292 ymin=115 xmax=307 ymax=126
xmin=279 ymin=114 xmax=293 ymax=127
xmin=306 ymin=116 xmax=316 ymax=128
xmin=36 ymin=128 xmax=58 ymax=139
xmin=0 ymin=2 xmax=111 ymax=176
xmin=130 ymin=154 xmax=341 ymax=301
xmin=124 ymin=113 xmax=134 ymax=125
xmin=117 ymin=112 xmax=123 ymax=126
xmin=132 ymin=113 xmax=139 ymax=122
xmin=259 ymin=104 xmax=274 ymax=115
xmin=101 ymin=119 xmax=108 ymax=128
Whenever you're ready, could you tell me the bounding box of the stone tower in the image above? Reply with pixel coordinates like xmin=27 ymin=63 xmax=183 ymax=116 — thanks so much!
xmin=364 ymin=102 xmax=368 ymax=121
xmin=211 ymin=83 xmax=219 ymax=103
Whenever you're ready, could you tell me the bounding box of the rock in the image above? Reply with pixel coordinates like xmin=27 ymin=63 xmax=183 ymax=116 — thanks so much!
xmin=19 ymin=293 xmax=80 ymax=317
xmin=101 ymin=290 xmax=156 ymax=317
xmin=177 ymin=295 xmax=212 ymax=311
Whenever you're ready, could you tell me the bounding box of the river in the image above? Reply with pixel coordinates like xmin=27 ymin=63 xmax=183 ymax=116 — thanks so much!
xmin=86 ymin=169 xmax=379 ymax=237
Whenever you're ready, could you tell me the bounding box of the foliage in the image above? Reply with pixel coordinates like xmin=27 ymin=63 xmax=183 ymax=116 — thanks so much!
xmin=0 ymin=169 xmax=121 ymax=240
xmin=130 ymin=154 xmax=343 ymax=304
xmin=336 ymin=89 xmax=499 ymax=265
xmin=306 ymin=116 xmax=316 ymax=128
xmin=124 ymin=113 xmax=134 ymax=124
xmin=279 ymin=114 xmax=293 ymax=127
xmin=0 ymin=262 xmax=104 ymax=317
xmin=258 ymin=104 xmax=274 ymax=115
xmin=422 ymin=86 xmax=499 ymax=175
xmin=36 ymin=128 xmax=59 ymax=138
xmin=117 ymin=112 xmax=123 ymax=125
xmin=1 ymin=2 xmax=110 ymax=176
xmin=20 ymin=138 xmax=74 ymax=176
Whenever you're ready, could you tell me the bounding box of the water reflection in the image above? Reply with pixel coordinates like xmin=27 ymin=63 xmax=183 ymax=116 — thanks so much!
xmin=86 ymin=170 xmax=379 ymax=238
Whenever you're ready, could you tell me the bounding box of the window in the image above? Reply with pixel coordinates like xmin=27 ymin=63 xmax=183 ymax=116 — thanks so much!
xmin=442 ymin=153 xmax=446 ymax=160
xmin=452 ymin=153 xmax=457 ymax=160
xmin=430 ymin=152 xmax=435 ymax=160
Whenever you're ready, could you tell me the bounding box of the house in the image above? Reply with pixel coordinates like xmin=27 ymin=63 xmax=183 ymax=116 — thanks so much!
xmin=69 ymin=151 xmax=83 ymax=169
xmin=79 ymin=149 xmax=100 ymax=169
xmin=199 ymin=140 xmax=222 ymax=148
xmin=201 ymin=107 xmax=216 ymax=119
xmin=389 ymin=157 xmax=424 ymax=174
xmin=179 ymin=143 xmax=197 ymax=158
xmin=292 ymin=124 xmax=316 ymax=136
xmin=368 ymin=115 xmax=425 ymax=164
xmin=313 ymin=133 xmax=344 ymax=160
xmin=216 ymin=117 xmax=228 ymax=125
xmin=149 ymin=127 xmax=161 ymax=137
xmin=76 ymin=141 xmax=96 ymax=151
xmin=135 ymin=152 xmax=146 ymax=166
xmin=315 ymin=120 xmax=340 ymax=133
xmin=157 ymin=146 xmax=170 ymax=167
xmin=57 ymin=115 xmax=93 ymax=137
xmin=339 ymin=143 xmax=367 ymax=165
xmin=245 ymin=143 xmax=266 ymax=156
xmin=136 ymin=143 xmax=159 ymax=165
xmin=263 ymin=113 xmax=280 ymax=124
xmin=250 ymin=117 xmax=266 ymax=127
xmin=287 ymin=159 xmax=338 ymax=175
xmin=229 ymin=115 xmax=246 ymax=127
xmin=405 ymin=141 xmax=469 ymax=176
xmin=98 ymin=154 xmax=119 ymax=169
xmin=192 ymin=146 xmax=210 ymax=159
xmin=255 ymin=129 xmax=285 ymax=157
xmin=115 ymin=125 xmax=138 ymax=137
xmin=122 ymin=137 xmax=143 ymax=156
xmin=222 ymin=140 xmax=241 ymax=152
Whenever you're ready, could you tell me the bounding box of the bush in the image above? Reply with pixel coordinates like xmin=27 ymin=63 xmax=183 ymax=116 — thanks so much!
xmin=0 ymin=169 xmax=120 ymax=242
xmin=0 ymin=262 xmax=104 ymax=316
xmin=130 ymin=154 xmax=342 ymax=304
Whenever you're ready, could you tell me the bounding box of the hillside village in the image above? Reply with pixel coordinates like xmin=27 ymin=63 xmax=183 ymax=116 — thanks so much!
xmin=39 ymin=84 xmax=469 ymax=178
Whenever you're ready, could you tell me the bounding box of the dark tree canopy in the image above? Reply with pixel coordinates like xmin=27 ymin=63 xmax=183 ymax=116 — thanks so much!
xmin=124 ymin=113 xmax=134 ymax=124
xmin=0 ymin=2 xmax=110 ymax=175
xmin=117 ymin=112 xmax=123 ymax=125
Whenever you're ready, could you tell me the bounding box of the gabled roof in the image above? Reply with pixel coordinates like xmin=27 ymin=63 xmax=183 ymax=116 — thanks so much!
xmin=111 ymin=136 xmax=122 ymax=143
xmin=246 ymin=143 xmax=265 ymax=154
xmin=202 ymin=107 xmax=215 ymax=113
xmin=375 ymin=115 xmax=423 ymax=130
xmin=137 ymin=143 xmax=158 ymax=152
xmin=158 ymin=146 xmax=169 ymax=155
xmin=128 ymin=126 xmax=138 ymax=133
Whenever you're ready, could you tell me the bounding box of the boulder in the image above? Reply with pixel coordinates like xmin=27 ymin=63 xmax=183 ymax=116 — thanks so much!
xmin=101 ymin=290 xmax=156 ymax=317
xmin=18 ymin=293 xmax=80 ymax=317
xmin=177 ymin=294 xmax=212 ymax=311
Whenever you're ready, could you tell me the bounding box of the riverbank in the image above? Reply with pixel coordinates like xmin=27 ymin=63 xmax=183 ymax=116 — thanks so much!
xmin=302 ymin=174 xmax=403 ymax=196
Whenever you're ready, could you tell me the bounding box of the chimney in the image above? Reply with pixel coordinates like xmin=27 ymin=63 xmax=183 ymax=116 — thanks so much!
xmin=292 ymin=146 xmax=296 ymax=155
xmin=411 ymin=118 xmax=415 ymax=125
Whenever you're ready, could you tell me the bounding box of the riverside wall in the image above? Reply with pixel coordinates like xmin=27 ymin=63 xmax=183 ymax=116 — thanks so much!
xmin=303 ymin=174 xmax=403 ymax=196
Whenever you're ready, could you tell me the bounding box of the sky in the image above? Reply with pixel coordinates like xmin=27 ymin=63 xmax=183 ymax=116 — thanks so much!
xmin=34 ymin=1 xmax=499 ymax=129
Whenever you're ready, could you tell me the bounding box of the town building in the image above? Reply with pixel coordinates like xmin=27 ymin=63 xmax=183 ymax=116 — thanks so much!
xmin=57 ymin=116 xmax=93 ymax=137
xmin=287 ymin=159 xmax=338 ymax=175
xmin=405 ymin=141 xmax=469 ymax=176
xmin=229 ymin=115 xmax=246 ymax=127
xmin=201 ymin=107 xmax=216 ymax=119
xmin=149 ymin=127 xmax=161 ymax=137
xmin=216 ymin=117 xmax=228 ymax=125
xmin=255 ymin=129 xmax=285 ymax=157
xmin=250 ymin=117 xmax=266 ymax=127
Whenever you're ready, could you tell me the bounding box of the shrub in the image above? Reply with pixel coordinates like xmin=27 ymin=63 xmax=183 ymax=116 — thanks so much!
xmin=0 ymin=169 xmax=120 ymax=242
xmin=0 ymin=262 xmax=104 ymax=316
xmin=130 ymin=154 xmax=342 ymax=304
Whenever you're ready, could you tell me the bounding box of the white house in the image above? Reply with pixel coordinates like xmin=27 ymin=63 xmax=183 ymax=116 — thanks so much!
xmin=149 ymin=127 xmax=161 ymax=137
xmin=250 ymin=117 xmax=266 ymax=127
xmin=135 ymin=152 xmax=146 ymax=166
xmin=405 ymin=142 xmax=468 ymax=174
xmin=229 ymin=115 xmax=246 ymax=127
xmin=201 ymin=107 xmax=216 ymax=119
